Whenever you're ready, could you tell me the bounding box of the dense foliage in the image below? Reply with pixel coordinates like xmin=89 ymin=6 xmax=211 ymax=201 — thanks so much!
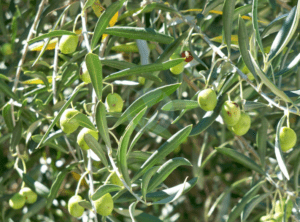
xmin=1 ymin=0 xmax=300 ymax=221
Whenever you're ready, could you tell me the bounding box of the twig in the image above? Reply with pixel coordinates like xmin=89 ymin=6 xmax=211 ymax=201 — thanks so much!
xmin=10 ymin=0 xmax=47 ymax=158
xmin=52 ymin=44 xmax=59 ymax=105
xmin=183 ymin=74 xmax=200 ymax=92
xmin=80 ymin=0 xmax=91 ymax=52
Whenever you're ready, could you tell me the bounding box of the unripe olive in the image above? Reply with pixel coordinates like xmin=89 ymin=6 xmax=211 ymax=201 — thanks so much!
xmin=170 ymin=54 xmax=185 ymax=75
xmin=80 ymin=62 xmax=91 ymax=84
xmin=60 ymin=108 xmax=80 ymax=134
xmin=77 ymin=128 xmax=99 ymax=150
xmin=109 ymin=172 xmax=123 ymax=187
xmin=2 ymin=43 xmax=13 ymax=56
xmin=279 ymin=127 xmax=297 ymax=152
xmin=59 ymin=34 xmax=79 ymax=54
xmin=221 ymin=101 xmax=241 ymax=126
xmin=259 ymin=215 xmax=276 ymax=222
xmin=68 ymin=195 xmax=84 ymax=217
xmin=93 ymin=193 xmax=114 ymax=216
xmin=138 ymin=77 xmax=145 ymax=85
xmin=19 ymin=187 xmax=37 ymax=204
xmin=9 ymin=193 xmax=25 ymax=209
xmin=197 ymin=88 xmax=217 ymax=111
xmin=229 ymin=112 xmax=251 ymax=136
xmin=105 ymin=93 xmax=123 ymax=113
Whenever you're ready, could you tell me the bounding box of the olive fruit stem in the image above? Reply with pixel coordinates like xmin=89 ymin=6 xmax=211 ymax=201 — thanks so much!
xmin=73 ymin=14 xmax=81 ymax=33
xmin=75 ymin=171 xmax=89 ymax=196
xmin=103 ymin=82 xmax=114 ymax=94
xmin=109 ymin=131 xmax=119 ymax=145
xmin=285 ymin=103 xmax=290 ymax=128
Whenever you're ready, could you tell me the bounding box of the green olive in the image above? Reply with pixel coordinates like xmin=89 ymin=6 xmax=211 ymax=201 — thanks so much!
xmin=93 ymin=193 xmax=114 ymax=216
xmin=68 ymin=195 xmax=84 ymax=217
xmin=221 ymin=101 xmax=241 ymax=126
xmin=169 ymin=53 xmax=185 ymax=75
xmin=138 ymin=77 xmax=145 ymax=85
xmin=2 ymin=43 xmax=13 ymax=56
xmin=197 ymin=88 xmax=217 ymax=111
xmin=19 ymin=187 xmax=37 ymax=204
xmin=80 ymin=62 xmax=91 ymax=84
xmin=59 ymin=34 xmax=79 ymax=54
xmin=77 ymin=128 xmax=99 ymax=150
xmin=9 ymin=193 xmax=26 ymax=209
xmin=105 ymin=93 xmax=123 ymax=113
xmin=279 ymin=127 xmax=297 ymax=152
xmin=230 ymin=112 xmax=251 ymax=136
xmin=60 ymin=108 xmax=80 ymax=134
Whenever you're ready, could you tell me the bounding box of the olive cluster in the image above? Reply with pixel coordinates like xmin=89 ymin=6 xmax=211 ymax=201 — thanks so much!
xmin=59 ymin=93 xmax=124 ymax=217
xmin=196 ymin=89 xmax=297 ymax=152
xmin=9 ymin=187 xmax=37 ymax=209
xmin=68 ymin=172 xmax=122 ymax=217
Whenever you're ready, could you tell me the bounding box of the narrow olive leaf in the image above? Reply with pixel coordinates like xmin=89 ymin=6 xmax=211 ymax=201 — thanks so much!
xmin=161 ymin=100 xmax=199 ymax=111
xmin=238 ymin=16 xmax=258 ymax=81
xmin=21 ymin=173 xmax=50 ymax=197
xmin=275 ymin=52 xmax=300 ymax=77
xmin=2 ymin=103 xmax=14 ymax=132
xmin=223 ymin=0 xmax=236 ymax=57
xmin=85 ymin=53 xmax=103 ymax=100
xmin=244 ymin=101 xmax=268 ymax=111
xmin=115 ymin=177 xmax=198 ymax=203
xmin=207 ymin=177 xmax=252 ymax=217
xmin=252 ymin=0 xmax=264 ymax=55
xmin=275 ymin=115 xmax=290 ymax=180
xmin=26 ymin=119 xmax=42 ymax=144
xmin=84 ymin=134 xmax=109 ymax=170
xmin=32 ymin=135 xmax=68 ymax=153
xmin=128 ymin=112 xmax=158 ymax=153
xmin=141 ymin=166 xmax=160 ymax=202
xmin=91 ymin=0 xmax=125 ymax=49
xmin=24 ymin=71 xmax=49 ymax=88
xmin=268 ymin=3 xmax=300 ymax=62
xmin=103 ymin=59 xmax=185 ymax=81
xmin=28 ymin=30 xmax=76 ymax=44
xmin=249 ymin=53 xmax=293 ymax=103
xmin=129 ymin=201 xmax=138 ymax=222
xmin=147 ymin=157 xmax=192 ymax=192
xmin=92 ymin=184 xmax=122 ymax=201
xmin=20 ymin=199 xmax=47 ymax=222
xmin=101 ymin=59 xmax=137 ymax=70
xmin=256 ymin=117 xmax=268 ymax=169
xmin=111 ymin=83 xmax=180 ymax=129
xmin=132 ymin=125 xmax=192 ymax=182
xmin=78 ymin=200 xmax=93 ymax=210
xmin=227 ymin=180 xmax=265 ymax=222
xmin=47 ymin=161 xmax=80 ymax=208
xmin=233 ymin=3 xmax=265 ymax=21
xmin=127 ymin=151 xmax=165 ymax=165
xmin=96 ymin=101 xmax=111 ymax=149
xmin=117 ymin=107 xmax=148 ymax=187
xmin=36 ymin=82 xmax=85 ymax=148
xmin=152 ymin=177 xmax=189 ymax=205
xmin=11 ymin=120 xmax=22 ymax=151
xmin=103 ymin=27 xmax=174 ymax=44
xmin=261 ymin=13 xmax=287 ymax=38
xmin=70 ymin=112 xmax=97 ymax=131
xmin=294 ymin=153 xmax=300 ymax=192
xmin=189 ymin=94 xmax=226 ymax=136
xmin=0 ymin=79 xmax=18 ymax=101
xmin=241 ymin=193 xmax=270 ymax=222
xmin=216 ymin=147 xmax=265 ymax=175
